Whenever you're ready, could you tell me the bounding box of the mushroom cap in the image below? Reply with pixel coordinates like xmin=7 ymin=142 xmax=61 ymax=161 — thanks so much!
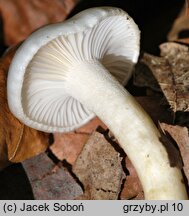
xmin=7 ymin=7 xmax=140 ymax=133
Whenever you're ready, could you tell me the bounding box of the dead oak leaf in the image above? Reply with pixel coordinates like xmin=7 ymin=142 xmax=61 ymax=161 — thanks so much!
xmin=167 ymin=3 xmax=189 ymax=42
xmin=186 ymin=0 xmax=189 ymax=15
xmin=0 ymin=0 xmax=76 ymax=46
xmin=22 ymin=153 xmax=83 ymax=200
xmin=0 ymin=45 xmax=49 ymax=168
xmin=138 ymin=42 xmax=189 ymax=112
xmin=158 ymin=123 xmax=183 ymax=169
xmin=50 ymin=117 xmax=107 ymax=164
xmin=160 ymin=123 xmax=189 ymax=186
xmin=120 ymin=157 xmax=144 ymax=200
xmin=73 ymin=131 xmax=125 ymax=200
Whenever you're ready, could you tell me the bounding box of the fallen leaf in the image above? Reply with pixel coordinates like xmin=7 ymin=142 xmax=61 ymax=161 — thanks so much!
xmin=167 ymin=1 xmax=189 ymax=44
xmin=135 ymin=43 xmax=189 ymax=112
xmin=120 ymin=157 xmax=144 ymax=200
xmin=186 ymin=0 xmax=189 ymax=15
xmin=22 ymin=153 xmax=83 ymax=199
xmin=135 ymin=96 xmax=172 ymax=124
xmin=160 ymin=123 xmax=189 ymax=185
xmin=158 ymin=123 xmax=183 ymax=169
xmin=167 ymin=4 xmax=189 ymax=42
xmin=73 ymin=131 xmax=124 ymax=200
xmin=134 ymin=62 xmax=161 ymax=91
xmin=0 ymin=0 xmax=76 ymax=46
xmin=0 ymin=46 xmax=49 ymax=168
xmin=50 ymin=117 xmax=107 ymax=164
xmin=51 ymin=132 xmax=89 ymax=165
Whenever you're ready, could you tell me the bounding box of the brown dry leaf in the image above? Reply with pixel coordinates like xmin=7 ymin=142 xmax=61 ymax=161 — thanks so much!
xmin=186 ymin=0 xmax=189 ymax=15
xmin=160 ymin=123 xmax=189 ymax=185
xmin=0 ymin=0 xmax=76 ymax=46
xmin=135 ymin=96 xmax=172 ymax=124
xmin=22 ymin=153 xmax=83 ymax=199
xmin=167 ymin=3 xmax=189 ymax=43
xmin=51 ymin=132 xmax=89 ymax=165
xmin=121 ymin=157 xmax=144 ymax=200
xmin=137 ymin=43 xmax=189 ymax=112
xmin=50 ymin=117 xmax=107 ymax=164
xmin=167 ymin=0 xmax=189 ymax=44
xmin=73 ymin=131 xmax=124 ymax=200
xmin=158 ymin=123 xmax=183 ymax=169
xmin=0 ymin=46 xmax=49 ymax=168
xmin=134 ymin=62 xmax=161 ymax=91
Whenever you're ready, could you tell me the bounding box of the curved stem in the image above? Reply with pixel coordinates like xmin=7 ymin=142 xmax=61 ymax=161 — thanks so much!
xmin=66 ymin=60 xmax=188 ymax=199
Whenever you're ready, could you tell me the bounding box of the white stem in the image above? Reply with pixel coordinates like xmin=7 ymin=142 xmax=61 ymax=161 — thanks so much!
xmin=65 ymin=60 xmax=188 ymax=200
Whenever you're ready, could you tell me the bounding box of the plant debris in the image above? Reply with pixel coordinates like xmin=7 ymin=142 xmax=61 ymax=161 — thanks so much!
xmin=120 ymin=157 xmax=144 ymax=200
xmin=72 ymin=131 xmax=125 ymax=200
xmin=167 ymin=2 xmax=189 ymax=43
xmin=160 ymin=123 xmax=189 ymax=186
xmin=50 ymin=117 xmax=107 ymax=164
xmin=0 ymin=0 xmax=76 ymax=45
xmin=22 ymin=153 xmax=83 ymax=199
xmin=135 ymin=42 xmax=189 ymax=112
xmin=0 ymin=46 xmax=49 ymax=169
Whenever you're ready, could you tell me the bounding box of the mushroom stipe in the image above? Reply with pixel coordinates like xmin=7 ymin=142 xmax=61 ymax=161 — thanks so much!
xmin=7 ymin=7 xmax=188 ymax=200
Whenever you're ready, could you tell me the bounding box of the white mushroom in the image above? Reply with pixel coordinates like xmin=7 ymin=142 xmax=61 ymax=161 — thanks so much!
xmin=7 ymin=7 xmax=188 ymax=200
